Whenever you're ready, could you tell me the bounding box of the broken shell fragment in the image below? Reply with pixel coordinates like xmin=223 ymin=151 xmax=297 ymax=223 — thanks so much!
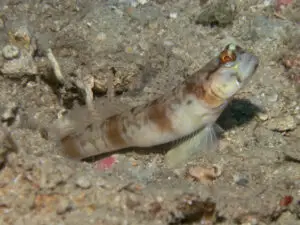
xmin=188 ymin=164 xmax=222 ymax=184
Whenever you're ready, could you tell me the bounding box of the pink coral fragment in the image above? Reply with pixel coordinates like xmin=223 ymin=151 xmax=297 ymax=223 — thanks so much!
xmin=94 ymin=156 xmax=116 ymax=170
xmin=276 ymin=0 xmax=293 ymax=11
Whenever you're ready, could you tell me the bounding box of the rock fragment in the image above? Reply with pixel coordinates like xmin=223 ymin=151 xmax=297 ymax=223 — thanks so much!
xmin=75 ymin=176 xmax=91 ymax=189
xmin=1 ymin=102 xmax=19 ymax=127
xmin=265 ymin=115 xmax=297 ymax=132
xmin=257 ymin=112 xmax=269 ymax=121
xmin=1 ymin=51 xmax=38 ymax=77
xmin=0 ymin=126 xmax=18 ymax=166
xmin=233 ymin=174 xmax=249 ymax=186
xmin=2 ymin=44 xmax=20 ymax=60
xmin=56 ymin=198 xmax=71 ymax=214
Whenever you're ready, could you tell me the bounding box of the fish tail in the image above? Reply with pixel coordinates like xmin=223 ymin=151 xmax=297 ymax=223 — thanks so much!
xmin=54 ymin=112 xmax=132 ymax=160
xmin=50 ymin=117 xmax=83 ymax=160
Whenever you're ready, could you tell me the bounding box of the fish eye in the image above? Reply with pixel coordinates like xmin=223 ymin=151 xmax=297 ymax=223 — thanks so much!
xmin=220 ymin=50 xmax=236 ymax=64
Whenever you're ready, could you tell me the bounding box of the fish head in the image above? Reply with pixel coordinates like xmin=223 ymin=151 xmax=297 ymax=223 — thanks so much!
xmin=209 ymin=43 xmax=259 ymax=100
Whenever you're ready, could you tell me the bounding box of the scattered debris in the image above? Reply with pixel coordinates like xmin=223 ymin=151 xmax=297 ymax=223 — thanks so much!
xmin=34 ymin=194 xmax=61 ymax=211
xmin=234 ymin=212 xmax=261 ymax=225
xmin=281 ymin=51 xmax=300 ymax=85
xmin=195 ymin=1 xmax=237 ymax=27
xmin=168 ymin=194 xmax=216 ymax=225
xmin=264 ymin=115 xmax=297 ymax=132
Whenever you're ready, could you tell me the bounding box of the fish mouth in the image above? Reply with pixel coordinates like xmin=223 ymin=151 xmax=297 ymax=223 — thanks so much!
xmin=250 ymin=54 xmax=259 ymax=71
xmin=240 ymin=53 xmax=259 ymax=80
xmin=253 ymin=57 xmax=259 ymax=72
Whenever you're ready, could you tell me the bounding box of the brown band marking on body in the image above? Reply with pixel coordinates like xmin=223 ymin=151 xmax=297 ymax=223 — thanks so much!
xmin=147 ymin=100 xmax=174 ymax=132
xmin=61 ymin=135 xmax=83 ymax=159
xmin=104 ymin=115 xmax=127 ymax=147
xmin=184 ymin=81 xmax=224 ymax=108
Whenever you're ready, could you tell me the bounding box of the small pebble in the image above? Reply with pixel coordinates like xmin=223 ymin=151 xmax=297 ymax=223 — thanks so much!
xmin=267 ymin=93 xmax=278 ymax=102
xmin=2 ymin=45 xmax=20 ymax=60
xmin=163 ymin=40 xmax=174 ymax=47
xmin=96 ymin=32 xmax=107 ymax=41
xmin=233 ymin=174 xmax=249 ymax=186
xmin=75 ymin=176 xmax=91 ymax=189
xmin=257 ymin=112 xmax=269 ymax=121
xmin=169 ymin=12 xmax=178 ymax=19
xmin=137 ymin=0 xmax=149 ymax=5
xmin=125 ymin=46 xmax=134 ymax=54
xmin=56 ymin=198 xmax=71 ymax=214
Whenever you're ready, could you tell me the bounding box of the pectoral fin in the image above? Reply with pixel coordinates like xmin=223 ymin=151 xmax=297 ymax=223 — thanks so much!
xmin=164 ymin=124 xmax=222 ymax=168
